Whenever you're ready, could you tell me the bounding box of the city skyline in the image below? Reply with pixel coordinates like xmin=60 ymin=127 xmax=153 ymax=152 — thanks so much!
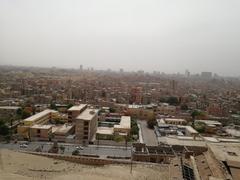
xmin=1 ymin=0 xmax=240 ymax=76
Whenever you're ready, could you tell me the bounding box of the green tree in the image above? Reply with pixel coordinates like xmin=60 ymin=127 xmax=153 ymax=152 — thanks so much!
xmin=114 ymin=135 xmax=124 ymax=142
xmin=59 ymin=145 xmax=65 ymax=153
xmin=191 ymin=110 xmax=201 ymax=120
xmin=147 ymin=119 xmax=157 ymax=129
xmin=22 ymin=109 xmax=31 ymax=119
xmin=109 ymin=107 xmax=116 ymax=113
xmin=16 ymin=108 xmax=23 ymax=116
xmin=167 ymin=96 xmax=179 ymax=105
xmin=181 ymin=104 xmax=188 ymax=110
xmin=194 ymin=122 xmax=206 ymax=133
xmin=0 ymin=121 xmax=10 ymax=136
xmin=72 ymin=149 xmax=79 ymax=156
xmin=67 ymin=104 xmax=73 ymax=109
xmin=50 ymin=102 xmax=57 ymax=110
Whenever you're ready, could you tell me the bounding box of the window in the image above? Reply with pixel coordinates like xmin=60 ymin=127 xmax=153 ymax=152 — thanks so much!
xmin=37 ymin=129 xmax=41 ymax=133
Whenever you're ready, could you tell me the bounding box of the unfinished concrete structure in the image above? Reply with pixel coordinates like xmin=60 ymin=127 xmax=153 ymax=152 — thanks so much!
xmin=132 ymin=143 xmax=207 ymax=164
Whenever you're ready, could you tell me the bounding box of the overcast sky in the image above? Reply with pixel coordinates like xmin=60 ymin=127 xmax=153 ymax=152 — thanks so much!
xmin=0 ymin=0 xmax=240 ymax=76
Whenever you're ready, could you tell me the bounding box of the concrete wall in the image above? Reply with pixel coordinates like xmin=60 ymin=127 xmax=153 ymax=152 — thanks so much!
xmin=25 ymin=151 xmax=131 ymax=166
xmin=94 ymin=139 xmax=132 ymax=147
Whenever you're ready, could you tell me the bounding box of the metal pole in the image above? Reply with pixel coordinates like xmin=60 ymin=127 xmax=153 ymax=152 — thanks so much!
xmin=130 ymin=146 xmax=133 ymax=174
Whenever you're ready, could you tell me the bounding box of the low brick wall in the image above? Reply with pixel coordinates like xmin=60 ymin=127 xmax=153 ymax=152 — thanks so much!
xmin=24 ymin=151 xmax=131 ymax=166
xmin=93 ymin=140 xmax=133 ymax=147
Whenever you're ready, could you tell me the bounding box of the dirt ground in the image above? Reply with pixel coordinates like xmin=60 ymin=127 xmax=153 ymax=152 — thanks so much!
xmin=0 ymin=149 xmax=169 ymax=180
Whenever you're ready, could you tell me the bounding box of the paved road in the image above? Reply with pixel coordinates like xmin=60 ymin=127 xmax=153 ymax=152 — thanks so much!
xmin=138 ymin=120 xmax=158 ymax=146
xmin=0 ymin=142 xmax=131 ymax=158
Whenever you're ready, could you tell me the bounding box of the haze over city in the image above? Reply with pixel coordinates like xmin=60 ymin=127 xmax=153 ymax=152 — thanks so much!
xmin=2 ymin=1 xmax=240 ymax=180
xmin=1 ymin=0 xmax=240 ymax=76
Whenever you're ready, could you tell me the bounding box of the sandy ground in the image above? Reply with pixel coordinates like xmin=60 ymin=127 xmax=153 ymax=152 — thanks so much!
xmin=0 ymin=149 xmax=169 ymax=180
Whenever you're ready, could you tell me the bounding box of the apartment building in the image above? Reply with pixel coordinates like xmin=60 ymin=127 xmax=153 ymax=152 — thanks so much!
xmin=157 ymin=103 xmax=176 ymax=115
xmin=113 ymin=116 xmax=131 ymax=136
xmin=75 ymin=108 xmax=99 ymax=144
xmin=29 ymin=124 xmax=52 ymax=141
xmin=67 ymin=104 xmax=87 ymax=122
xmin=17 ymin=109 xmax=57 ymax=139
xmin=126 ymin=105 xmax=155 ymax=120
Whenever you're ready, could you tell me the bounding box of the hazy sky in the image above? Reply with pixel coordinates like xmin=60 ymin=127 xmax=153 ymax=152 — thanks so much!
xmin=0 ymin=0 xmax=240 ymax=76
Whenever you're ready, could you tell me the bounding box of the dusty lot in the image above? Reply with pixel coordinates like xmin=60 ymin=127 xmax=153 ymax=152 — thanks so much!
xmin=0 ymin=149 xmax=168 ymax=180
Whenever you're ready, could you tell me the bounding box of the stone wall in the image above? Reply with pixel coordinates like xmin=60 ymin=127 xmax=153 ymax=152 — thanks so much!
xmin=25 ymin=151 xmax=131 ymax=166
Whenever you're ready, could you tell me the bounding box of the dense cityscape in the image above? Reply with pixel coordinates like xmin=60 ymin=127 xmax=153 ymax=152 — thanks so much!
xmin=0 ymin=65 xmax=240 ymax=179
xmin=1 ymin=0 xmax=240 ymax=179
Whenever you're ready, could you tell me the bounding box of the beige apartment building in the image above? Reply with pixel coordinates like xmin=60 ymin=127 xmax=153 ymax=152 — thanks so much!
xmin=113 ymin=116 xmax=131 ymax=136
xmin=17 ymin=109 xmax=57 ymax=139
xmin=67 ymin=104 xmax=87 ymax=122
xmin=75 ymin=108 xmax=99 ymax=144
xmin=29 ymin=124 xmax=52 ymax=141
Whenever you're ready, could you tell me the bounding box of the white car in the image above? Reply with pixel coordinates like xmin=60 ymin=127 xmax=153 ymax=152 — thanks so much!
xmin=20 ymin=144 xmax=28 ymax=148
xmin=75 ymin=146 xmax=84 ymax=150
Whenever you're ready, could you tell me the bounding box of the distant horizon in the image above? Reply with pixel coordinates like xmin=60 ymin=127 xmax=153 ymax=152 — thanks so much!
xmin=1 ymin=63 xmax=238 ymax=78
xmin=1 ymin=1 xmax=240 ymax=77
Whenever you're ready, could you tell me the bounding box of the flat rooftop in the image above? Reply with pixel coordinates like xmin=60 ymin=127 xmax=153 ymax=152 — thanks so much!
xmin=23 ymin=109 xmax=57 ymax=122
xmin=76 ymin=108 xmax=99 ymax=121
xmin=196 ymin=120 xmax=222 ymax=126
xmin=31 ymin=124 xmax=53 ymax=129
xmin=165 ymin=118 xmax=186 ymax=122
xmin=114 ymin=116 xmax=131 ymax=129
xmin=208 ymin=143 xmax=240 ymax=162
xmin=52 ymin=124 xmax=74 ymax=135
xmin=68 ymin=104 xmax=87 ymax=111
xmin=176 ymin=125 xmax=198 ymax=134
xmin=96 ymin=127 xmax=114 ymax=135
xmin=158 ymin=136 xmax=206 ymax=147
xmin=0 ymin=106 xmax=20 ymax=110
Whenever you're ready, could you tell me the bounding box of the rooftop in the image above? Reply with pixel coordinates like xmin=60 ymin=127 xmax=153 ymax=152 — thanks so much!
xmin=165 ymin=118 xmax=186 ymax=122
xmin=76 ymin=108 xmax=99 ymax=121
xmin=31 ymin=124 xmax=53 ymax=129
xmin=96 ymin=127 xmax=114 ymax=135
xmin=196 ymin=120 xmax=222 ymax=126
xmin=23 ymin=109 xmax=57 ymax=122
xmin=0 ymin=106 xmax=20 ymax=110
xmin=114 ymin=116 xmax=131 ymax=129
xmin=208 ymin=143 xmax=240 ymax=162
xmin=52 ymin=124 xmax=74 ymax=135
xmin=68 ymin=104 xmax=87 ymax=111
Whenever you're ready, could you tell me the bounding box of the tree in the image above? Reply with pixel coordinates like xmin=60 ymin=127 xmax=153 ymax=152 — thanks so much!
xmin=48 ymin=132 xmax=54 ymax=141
xmin=50 ymin=102 xmax=57 ymax=110
xmin=194 ymin=122 xmax=206 ymax=133
xmin=67 ymin=104 xmax=73 ymax=109
xmin=147 ymin=119 xmax=157 ymax=129
xmin=181 ymin=104 xmax=188 ymax=110
xmin=167 ymin=96 xmax=179 ymax=105
xmin=22 ymin=109 xmax=31 ymax=119
xmin=16 ymin=108 xmax=23 ymax=116
xmin=59 ymin=145 xmax=65 ymax=153
xmin=109 ymin=107 xmax=116 ymax=113
xmin=0 ymin=121 xmax=9 ymax=136
xmin=191 ymin=110 xmax=201 ymax=120
xmin=130 ymin=120 xmax=139 ymax=136
xmin=114 ymin=135 xmax=124 ymax=142
xmin=191 ymin=110 xmax=207 ymax=120
xmin=72 ymin=149 xmax=79 ymax=156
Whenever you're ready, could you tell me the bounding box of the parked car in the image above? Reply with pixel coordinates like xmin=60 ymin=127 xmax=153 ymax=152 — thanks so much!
xmin=75 ymin=146 xmax=84 ymax=150
xmin=20 ymin=144 xmax=28 ymax=148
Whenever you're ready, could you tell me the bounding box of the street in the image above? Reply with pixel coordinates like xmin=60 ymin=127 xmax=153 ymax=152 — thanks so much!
xmin=138 ymin=120 xmax=158 ymax=146
xmin=0 ymin=141 xmax=131 ymax=158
